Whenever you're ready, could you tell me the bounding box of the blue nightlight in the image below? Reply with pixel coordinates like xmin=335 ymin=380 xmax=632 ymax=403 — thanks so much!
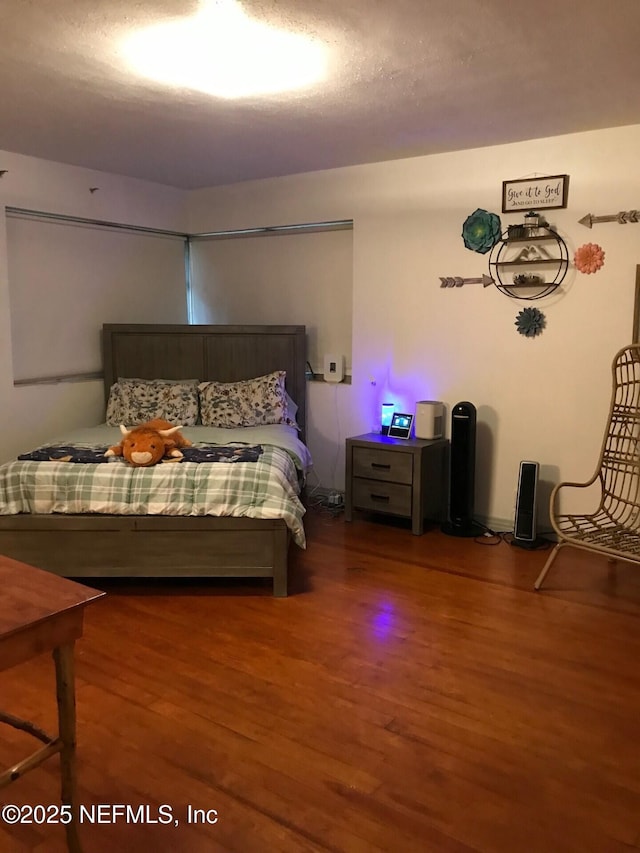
xmin=381 ymin=402 xmax=395 ymax=435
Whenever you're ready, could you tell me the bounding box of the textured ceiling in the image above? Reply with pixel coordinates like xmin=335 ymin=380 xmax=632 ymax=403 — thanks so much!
xmin=1 ymin=0 xmax=639 ymax=189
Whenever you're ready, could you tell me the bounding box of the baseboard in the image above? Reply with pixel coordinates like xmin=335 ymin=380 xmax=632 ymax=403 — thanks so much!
xmin=302 ymin=504 xmax=557 ymax=539
xmin=475 ymin=515 xmax=512 ymax=534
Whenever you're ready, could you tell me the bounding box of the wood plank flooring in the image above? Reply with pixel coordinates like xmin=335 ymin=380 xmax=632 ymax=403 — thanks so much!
xmin=0 ymin=507 xmax=639 ymax=852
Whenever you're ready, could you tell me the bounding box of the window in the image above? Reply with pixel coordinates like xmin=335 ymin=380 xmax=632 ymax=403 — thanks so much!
xmin=6 ymin=212 xmax=187 ymax=383
xmin=189 ymin=224 xmax=353 ymax=373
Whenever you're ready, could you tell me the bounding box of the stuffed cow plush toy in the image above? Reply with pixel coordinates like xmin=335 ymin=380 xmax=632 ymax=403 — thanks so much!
xmin=105 ymin=418 xmax=191 ymax=467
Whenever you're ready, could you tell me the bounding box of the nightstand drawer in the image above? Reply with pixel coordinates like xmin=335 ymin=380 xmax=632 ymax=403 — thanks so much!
xmin=352 ymin=447 xmax=413 ymax=484
xmin=352 ymin=478 xmax=412 ymax=516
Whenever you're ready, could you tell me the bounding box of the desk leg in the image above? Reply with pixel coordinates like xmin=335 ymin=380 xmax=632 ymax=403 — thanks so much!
xmin=53 ymin=643 xmax=83 ymax=853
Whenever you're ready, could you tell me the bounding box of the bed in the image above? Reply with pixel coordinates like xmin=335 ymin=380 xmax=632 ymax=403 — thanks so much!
xmin=0 ymin=324 xmax=310 ymax=596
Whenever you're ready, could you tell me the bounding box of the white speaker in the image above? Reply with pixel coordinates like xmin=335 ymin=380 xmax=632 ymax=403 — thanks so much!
xmin=415 ymin=401 xmax=444 ymax=439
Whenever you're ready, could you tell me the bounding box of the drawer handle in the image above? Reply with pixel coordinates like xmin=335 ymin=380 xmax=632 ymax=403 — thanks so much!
xmin=370 ymin=493 xmax=390 ymax=503
xmin=371 ymin=462 xmax=391 ymax=470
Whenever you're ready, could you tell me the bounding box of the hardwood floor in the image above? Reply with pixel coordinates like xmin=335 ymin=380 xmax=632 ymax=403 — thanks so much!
xmin=1 ymin=506 xmax=639 ymax=852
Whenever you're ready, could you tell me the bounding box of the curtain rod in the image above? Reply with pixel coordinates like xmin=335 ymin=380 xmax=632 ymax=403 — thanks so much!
xmin=14 ymin=370 xmax=104 ymax=387
xmin=189 ymin=219 xmax=354 ymax=240
xmin=5 ymin=206 xmax=189 ymax=239
xmin=5 ymin=207 xmax=353 ymax=241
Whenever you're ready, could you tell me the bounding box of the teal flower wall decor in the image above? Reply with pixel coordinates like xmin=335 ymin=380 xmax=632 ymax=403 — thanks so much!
xmin=461 ymin=208 xmax=502 ymax=254
xmin=515 ymin=307 xmax=546 ymax=337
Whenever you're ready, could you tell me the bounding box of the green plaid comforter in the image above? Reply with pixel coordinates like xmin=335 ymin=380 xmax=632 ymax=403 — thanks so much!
xmin=0 ymin=444 xmax=306 ymax=547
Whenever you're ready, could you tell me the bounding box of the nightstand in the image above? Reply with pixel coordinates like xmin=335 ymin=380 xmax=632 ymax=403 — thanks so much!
xmin=345 ymin=433 xmax=448 ymax=535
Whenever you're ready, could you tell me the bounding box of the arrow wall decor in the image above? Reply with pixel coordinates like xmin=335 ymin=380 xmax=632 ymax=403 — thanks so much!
xmin=579 ymin=210 xmax=639 ymax=228
xmin=440 ymin=274 xmax=494 ymax=288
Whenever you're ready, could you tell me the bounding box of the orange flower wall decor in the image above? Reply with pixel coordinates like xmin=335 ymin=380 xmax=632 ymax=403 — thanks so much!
xmin=574 ymin=242 xmax=605 ymax=274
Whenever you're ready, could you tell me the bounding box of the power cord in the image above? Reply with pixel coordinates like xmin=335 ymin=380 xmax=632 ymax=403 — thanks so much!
xmin=303 ymin=470 xmax=345 ymax=516
xmin=471 ymin=521 xmax=503 ymax=546
xmin=474 ymin=528 xmax=552 ymax=550
xmin=462 ymin=519 xmax=552 ymax=549
xmin=307 ymin=490 xmax=345 ymax=517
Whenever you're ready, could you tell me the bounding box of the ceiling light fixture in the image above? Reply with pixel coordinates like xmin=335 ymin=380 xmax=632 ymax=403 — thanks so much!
xmin=121 ymin=0 xmax=327 ymax=98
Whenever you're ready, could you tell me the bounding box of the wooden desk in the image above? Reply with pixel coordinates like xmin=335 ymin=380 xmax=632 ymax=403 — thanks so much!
xmin=0 ymin=555 xmax=104 ymax=853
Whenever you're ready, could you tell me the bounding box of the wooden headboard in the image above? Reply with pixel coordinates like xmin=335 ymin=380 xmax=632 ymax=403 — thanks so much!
xmin=102 ymin=324 xmax=307 ymax=440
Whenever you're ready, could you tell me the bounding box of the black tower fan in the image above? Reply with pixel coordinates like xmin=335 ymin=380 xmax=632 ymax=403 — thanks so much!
xmin=442 ymin=401 xmax=485 ymax=537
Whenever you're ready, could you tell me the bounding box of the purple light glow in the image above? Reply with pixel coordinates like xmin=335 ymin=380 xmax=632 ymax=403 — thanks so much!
xmin=352 ymin=357 xmax=442 ymax=434
xmin=372 ymin=601 xmax=395 ymax=638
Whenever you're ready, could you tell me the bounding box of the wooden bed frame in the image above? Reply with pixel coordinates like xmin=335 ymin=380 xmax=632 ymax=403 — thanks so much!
xmin=0 ymin=324 xmax=307 ymax=596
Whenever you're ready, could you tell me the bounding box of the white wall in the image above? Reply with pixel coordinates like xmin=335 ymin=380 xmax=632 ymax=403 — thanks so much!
xmin=0 ymin=149 xmax=189 ymax=461
xmin=189 ymin=125 xmax=640 ymax=528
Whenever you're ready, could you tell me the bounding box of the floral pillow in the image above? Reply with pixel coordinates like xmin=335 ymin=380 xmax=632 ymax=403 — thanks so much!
xmin=106 ymin=378 xmax=200 ymax=426
xmin=198 ymin=371 xmax=295 ymax=428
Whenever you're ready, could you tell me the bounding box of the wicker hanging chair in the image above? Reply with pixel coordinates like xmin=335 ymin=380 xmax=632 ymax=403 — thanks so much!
xmin=535 ymin=344 xmax=640 ymax=590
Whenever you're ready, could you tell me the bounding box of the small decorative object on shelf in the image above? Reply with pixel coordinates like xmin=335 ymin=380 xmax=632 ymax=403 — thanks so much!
xmin=513 ymin=273 xmax=545 ymax=287
xmin=512 ymin=244 xmax=553 ymax=263
xmin=461 ymin=208 xmax=502 ymax=254
xmin=574 ymin=242 xmax=605 ymax=274
xmin=515 ymin=307 xmax=546 ymax=337
xmin=523 ymin=210 xmax=547 ymax=237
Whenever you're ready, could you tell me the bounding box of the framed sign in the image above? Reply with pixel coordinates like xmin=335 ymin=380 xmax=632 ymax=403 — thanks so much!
xmin=502 ymin=174 xmax=569 ymax=213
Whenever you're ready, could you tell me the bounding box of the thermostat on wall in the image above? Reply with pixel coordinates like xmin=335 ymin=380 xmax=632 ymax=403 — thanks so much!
xmin=323 ymin=354 xmax=344 ymax=383
xmin=388 ymin=412 xmax=414 ymax=439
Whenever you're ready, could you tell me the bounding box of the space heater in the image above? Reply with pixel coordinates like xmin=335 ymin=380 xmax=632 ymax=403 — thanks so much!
xmin=442 ymin=401 xmax=484 ymax=537
xmin=511 ymin=461 xmax=540 ymax=549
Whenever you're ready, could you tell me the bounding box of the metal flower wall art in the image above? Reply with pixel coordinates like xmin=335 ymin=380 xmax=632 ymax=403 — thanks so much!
xmin=574 ymin=242 xmax=605 ymax=274
xmin=461 ymin=208 xmax=502 ymax=254
xmin=515 ymin=307 xmax=546 ymax=338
